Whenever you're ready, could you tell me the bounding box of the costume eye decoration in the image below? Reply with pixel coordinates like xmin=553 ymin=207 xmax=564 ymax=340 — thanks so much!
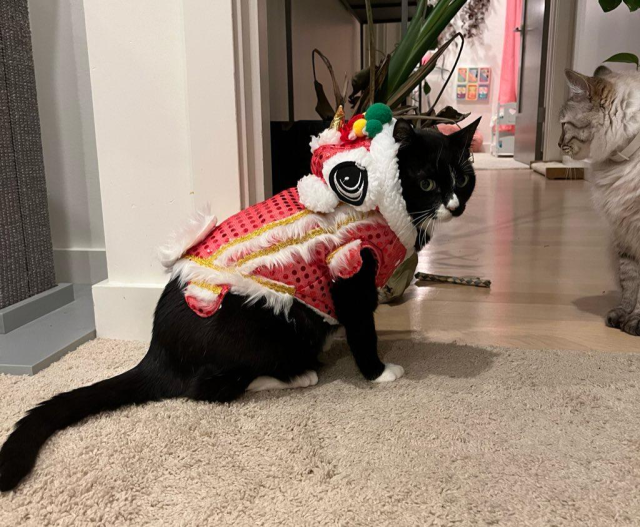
xmin=420 ymin=179 xmax=436 ymax=192
xmin=456 ymin=173 xmax=469 ymax=187
xmin=329 ymin=161 xmax=368 ymax=206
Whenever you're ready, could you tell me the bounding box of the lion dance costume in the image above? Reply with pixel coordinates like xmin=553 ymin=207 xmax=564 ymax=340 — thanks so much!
xmin=160 ymin=104 xmax=418 ymax=325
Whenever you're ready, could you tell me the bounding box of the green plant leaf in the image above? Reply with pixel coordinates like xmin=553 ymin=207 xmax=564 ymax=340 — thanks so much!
xmin=603 ymin=52 xmax=640 ymax=68
xmin=423 ymin=82 xmax=431 ymax=95
xmin=624 ymin=0 xmax=640 ymax=10
xmin=385 ymin=0 xmax=467 ymax=100
xmin=599 ymin=0 xmax=622 ymax=11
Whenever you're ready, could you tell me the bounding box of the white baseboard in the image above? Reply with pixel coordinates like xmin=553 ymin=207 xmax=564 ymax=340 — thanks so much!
xmin=53 ymin=248 xmax=108 ymax=284
xmin=92 ymin=280 xmax=166 ymax=341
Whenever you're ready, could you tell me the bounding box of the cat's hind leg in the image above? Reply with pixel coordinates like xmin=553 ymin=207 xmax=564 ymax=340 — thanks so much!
xmin=186 ymin=365 xmax=253 ymax=402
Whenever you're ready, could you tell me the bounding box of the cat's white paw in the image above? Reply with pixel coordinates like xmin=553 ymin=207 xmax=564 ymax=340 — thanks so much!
xmin=247 ymin=371 xmax=319 ymax=392
xmin=372 ymin=363 xmax=404 ymax=383
xmin=292 ymin=370 xmax=319 ymax=388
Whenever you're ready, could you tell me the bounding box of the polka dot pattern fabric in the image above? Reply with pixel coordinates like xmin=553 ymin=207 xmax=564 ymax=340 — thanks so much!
xmin=181 ymin=188 xmax=407 ymax=323
xmin=186 ymin=188 xmax=305 ymax=261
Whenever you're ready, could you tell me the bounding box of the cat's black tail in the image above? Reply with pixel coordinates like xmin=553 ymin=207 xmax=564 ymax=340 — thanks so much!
xmin=0 ymin=364 xmax=162 ymax=492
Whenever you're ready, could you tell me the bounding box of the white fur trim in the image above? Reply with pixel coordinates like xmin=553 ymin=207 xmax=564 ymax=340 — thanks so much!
xmin=158 ymin=206 xmax=217 ymax=268
xmin=184 ymin=283 xmax=219 ymax=304
xmin=309 ymin=128 xmax=341 ymax=152
xmin=173 ymin=258 xmax=294 ymax=316
xmin=371 ymin=122 xmax=417 ymax=253
xmin=297 ymin=174 xmax=340 ymax=213
xmin=328 ymin=239 xmax=362 ymax=278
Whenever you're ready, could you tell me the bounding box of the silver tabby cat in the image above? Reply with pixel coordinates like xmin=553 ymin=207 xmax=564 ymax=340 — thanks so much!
xmin=560 ymin=67 xmax=640 ymax=336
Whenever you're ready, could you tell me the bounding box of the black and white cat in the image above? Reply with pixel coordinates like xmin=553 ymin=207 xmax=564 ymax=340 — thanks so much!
xmin=0 ymin=117 xmax=479 ymax=492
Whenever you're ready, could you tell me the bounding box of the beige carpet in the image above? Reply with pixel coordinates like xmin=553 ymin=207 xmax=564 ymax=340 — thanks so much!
xmin=1 ymin=338 xmax=640 ymax=526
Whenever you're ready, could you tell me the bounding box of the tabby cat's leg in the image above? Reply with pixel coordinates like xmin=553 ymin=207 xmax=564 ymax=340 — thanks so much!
xmin=606 ymin=253 xmax=640 ymax=334
xmin=332 ymin=250 xmax=404 ymax=382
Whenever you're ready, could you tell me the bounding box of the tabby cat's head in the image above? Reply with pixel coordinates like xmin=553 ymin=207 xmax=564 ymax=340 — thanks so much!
xmin=559 ymin=68 xmax=617 ymax=162
xmin=394 ymin=118 xmax=480 ymax=250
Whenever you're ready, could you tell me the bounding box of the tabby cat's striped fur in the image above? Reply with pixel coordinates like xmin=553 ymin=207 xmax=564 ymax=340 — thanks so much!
xmin=560 ymin=68 xmax=640 ymax=335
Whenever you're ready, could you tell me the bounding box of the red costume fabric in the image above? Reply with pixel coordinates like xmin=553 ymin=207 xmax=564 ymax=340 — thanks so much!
xmin=180 ymin=188 xmax=407 ymax=324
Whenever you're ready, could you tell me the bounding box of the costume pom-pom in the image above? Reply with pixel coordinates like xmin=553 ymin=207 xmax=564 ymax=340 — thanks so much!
xmin=365 ymin=119 xmax=383 ymax=138
xmin=365 ymin=103 xmax=393 ymax=125
xmin=352 ymin=118 xmax=367 ymax=138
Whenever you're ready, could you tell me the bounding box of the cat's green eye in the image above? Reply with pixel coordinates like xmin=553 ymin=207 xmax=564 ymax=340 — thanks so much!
xmin=456 ymin=174 xmax=469 ymax=188
xmin=420 ymin=179 xmax=436 ymax=192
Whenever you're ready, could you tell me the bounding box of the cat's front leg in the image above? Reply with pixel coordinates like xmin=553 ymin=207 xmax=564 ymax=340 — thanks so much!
xmin=331 ymin=250 xmax=404 ymax=382
xmin=607 ymin=253 xmax=640 ymax=334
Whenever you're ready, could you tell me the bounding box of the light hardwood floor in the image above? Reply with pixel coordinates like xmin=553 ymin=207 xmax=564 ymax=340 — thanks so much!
xmin=376 ymin=168 xmax=640 ymax=353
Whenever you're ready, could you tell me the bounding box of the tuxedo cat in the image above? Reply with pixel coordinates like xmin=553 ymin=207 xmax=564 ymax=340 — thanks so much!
xmin=0 ymin=117 xmax=479 ymax=491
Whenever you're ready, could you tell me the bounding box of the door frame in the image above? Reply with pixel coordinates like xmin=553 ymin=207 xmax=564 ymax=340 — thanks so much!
xmin=541 ymin=0 xmax=577 ymax=161
xmin=232 ymin=0 xmax=273 ymax=206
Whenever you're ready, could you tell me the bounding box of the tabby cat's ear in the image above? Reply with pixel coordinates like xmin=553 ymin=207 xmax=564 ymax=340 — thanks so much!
xmin=449 ymin=117 xmax=481 ymax=150
xmin=393 ymin=119 xmax=415 ymax=148
xmin=565 ymin=69 xmax=592 ymax=100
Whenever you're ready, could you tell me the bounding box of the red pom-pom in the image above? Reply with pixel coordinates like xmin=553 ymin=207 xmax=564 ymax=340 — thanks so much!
xmin=340 ymin=113 xmax=364 ymax=143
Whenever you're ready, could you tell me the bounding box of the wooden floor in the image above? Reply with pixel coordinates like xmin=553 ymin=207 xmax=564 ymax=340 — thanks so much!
xmin=376 ymin=169 xmax=640 ymax=353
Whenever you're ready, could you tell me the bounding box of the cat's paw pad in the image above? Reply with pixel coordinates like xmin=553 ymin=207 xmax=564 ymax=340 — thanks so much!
xmin=622 ymin=314 xmax=640 ymax=336
xmin=292 ymin=370 xmax=319 ymax=388
xmin=373 ymin=363 xmax=404 ymax=383
xmin=606 ymin=307 xmax=627 ymax=329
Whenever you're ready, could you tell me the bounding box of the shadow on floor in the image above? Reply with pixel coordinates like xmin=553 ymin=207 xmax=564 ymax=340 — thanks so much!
xmin=321 ymin=336 xmax=499 ymax=386
xmin=573 ymin=291 xmax=619 ymax=317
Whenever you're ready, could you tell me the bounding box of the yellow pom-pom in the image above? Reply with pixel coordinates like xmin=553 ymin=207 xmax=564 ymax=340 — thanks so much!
xmin=353 ymin=118 xmax=367 ymax=138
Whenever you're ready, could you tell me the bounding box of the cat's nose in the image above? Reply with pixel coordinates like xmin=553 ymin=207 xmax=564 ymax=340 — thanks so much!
xmin=446 ymin=195 xmax=459 ymax=211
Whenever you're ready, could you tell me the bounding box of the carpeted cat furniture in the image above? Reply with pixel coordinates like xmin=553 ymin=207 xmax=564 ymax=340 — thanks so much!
xmin=160 ymin=103 xmax=418 ymax=323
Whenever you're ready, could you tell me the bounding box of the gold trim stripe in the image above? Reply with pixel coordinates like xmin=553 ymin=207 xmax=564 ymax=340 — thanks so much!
xmin=207 ymin=209 xmax=311 ymax=262
xmin=235 ymin=212 xmax=377 ymax=267
xmin=191 ymin=281 xmax=223 ymax=294
xmin=185 ymin=255 xmax=294 ymax=296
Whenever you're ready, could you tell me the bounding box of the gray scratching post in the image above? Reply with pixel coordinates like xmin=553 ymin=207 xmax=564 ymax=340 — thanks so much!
xmin=0 ymin=1 xmax=95 ymax=375
xmin=0 ymin=0 xmax=56 ymax=309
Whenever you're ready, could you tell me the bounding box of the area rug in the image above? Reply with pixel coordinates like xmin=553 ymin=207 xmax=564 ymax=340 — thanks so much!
xmin=1 ymin=338 xmax=639 ymax=526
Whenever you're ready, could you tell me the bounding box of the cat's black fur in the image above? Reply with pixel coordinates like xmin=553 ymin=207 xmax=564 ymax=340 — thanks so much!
xmin=0 ymin=118 xmax=479 ymax=492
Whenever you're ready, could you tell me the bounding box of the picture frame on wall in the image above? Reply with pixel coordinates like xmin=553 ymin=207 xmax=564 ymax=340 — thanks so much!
xmin=456 ymin=66 xmax=491 ymax=102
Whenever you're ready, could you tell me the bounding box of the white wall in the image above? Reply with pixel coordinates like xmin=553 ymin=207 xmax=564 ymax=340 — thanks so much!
xmin=429 ymin=0 xmax=507 ymax=149
xmin=84 ymin=0 xmax=245 ymax=340
xmin=28 ymin=0 xmax=106 ymax=284
xmin=573 ymin=0 xmax=640 ymax=75
xmin=267 ymin=0 xmax=360 ymax=121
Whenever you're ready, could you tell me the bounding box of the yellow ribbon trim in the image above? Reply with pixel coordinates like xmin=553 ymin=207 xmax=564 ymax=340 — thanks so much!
xmin=191 ymin=281 xmax=223 ymax=295
xmin=234 ymin=211 xmax=376 ymax=267
xmin=206 ymin=209 xmax=311 ymax=262
xmin=185 ymin=255 xmax=294 ymax=296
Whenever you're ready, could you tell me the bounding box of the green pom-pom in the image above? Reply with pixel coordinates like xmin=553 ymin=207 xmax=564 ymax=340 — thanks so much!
xmin=365 ymin=103 xmax=392 ymax=125
xmin=365 ymin=119 xmax=383 ymax=138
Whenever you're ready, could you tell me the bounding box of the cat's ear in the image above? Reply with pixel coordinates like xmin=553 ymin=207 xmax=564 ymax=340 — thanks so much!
xmin=393 ymin=118 xmax=415 ymax=148
xmin=449 ymin=117 xmax=481 ymax=151
xmin=565 ymin=69 xmax=592 ymax=100
xmin=565 ymin=69 xmax=612 ymax=102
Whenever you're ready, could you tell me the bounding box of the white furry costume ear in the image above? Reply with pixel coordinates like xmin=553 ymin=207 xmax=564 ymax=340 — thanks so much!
xmin=309 ymin=128 xmax=341 ymax=152
xmin=158 ymin=206 xmax=217 ymax=268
